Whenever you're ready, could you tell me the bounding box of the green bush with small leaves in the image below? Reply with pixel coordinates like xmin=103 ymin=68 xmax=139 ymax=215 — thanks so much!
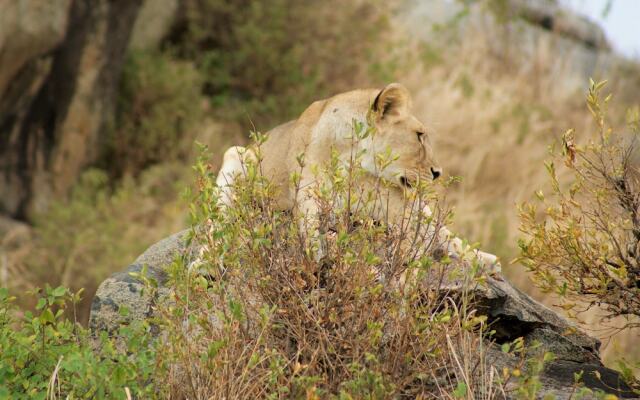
xmin=107 ymin=50 xmax=203 ymax=177
xmin=518 ymin=80 xmax=640 ymax=392
xmin=151 ymin=129 xmax=517 ymax=398
xmin=0 ymin=286 xmax=158 ymax=399
xmin=519 ymin=81 xmax=640 ymax=329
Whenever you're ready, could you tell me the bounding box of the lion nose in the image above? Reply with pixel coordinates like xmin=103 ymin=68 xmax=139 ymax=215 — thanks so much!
xmin=430 ymin=167 xmax=442 ymax=180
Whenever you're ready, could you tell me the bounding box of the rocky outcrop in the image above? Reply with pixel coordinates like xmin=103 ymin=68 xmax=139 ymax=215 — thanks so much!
xmin=509 ymin=0 xmax=609 ymax=50
xmin=0 ymin=0 xmax=144 ymax=218
xmin=128 ymin=0 xmax=180 ymax=51
xmin=89 ymin=231 xmax=637 ymax=399
xmin=0 ymin=0 xmax=72 ymax=216
xmin=0 ymin=0 xmax=180 ymax=219
xmin=0 ymin=1 xmax=72 ymax=101
xmin=89 ymin=230 xmax=186 ymax=334
xmin=401 ymin=0 xmax=635 ymax=96
xmin=476 ymin=280 xmax=634 ymax=398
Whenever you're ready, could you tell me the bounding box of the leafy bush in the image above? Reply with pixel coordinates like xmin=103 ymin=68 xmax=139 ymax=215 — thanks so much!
xmin=518 ymin=81 xmax=640 ymax=330
xmin=150 ymin=129 xmax=513 ymax=398
xmin=104 ymin=0 xmax=396 ymax=178
xmin=107 ymin=50 xmax=202 ymax=177
xmin=0 ymin=286 xmax=158 ymax=399
xmin=518 ymin=81 xmax=640 ymax=390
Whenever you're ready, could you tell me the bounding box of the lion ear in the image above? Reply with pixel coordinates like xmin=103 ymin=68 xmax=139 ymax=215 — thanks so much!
xmin=372 ymin=83 xmax=411 ymax=120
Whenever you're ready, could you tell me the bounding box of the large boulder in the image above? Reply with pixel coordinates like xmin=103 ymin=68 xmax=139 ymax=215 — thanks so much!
xmin=89 ymin=230 xmax=187 ymax=334
xmin=0 ymin=0 xmax=179 ymax=219
xmin=90 ymin=231 xmax=637 ymax=399
xmin=128 ymin=0 xmax=180 ymax=51
xmin=0 ymin=0 xmax=72 ymax=101
xmin=0 ymin=0 xmax=144 ymax=218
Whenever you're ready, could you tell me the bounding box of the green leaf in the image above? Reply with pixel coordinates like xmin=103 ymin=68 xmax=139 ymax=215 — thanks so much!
xmin=40 ymin=308 xmax=55 ymax=324
xmin=453 ymin=381 xmax=467 ymax=398
xmin=501 ymin=343 xmax=511 ymax=353
xmin=543 ymin=352 xmax=556 ymax=363
xmin=208 ymin=340 xmax=225 ymax=359
xmin=229 ymin=299 xmax=244 ymax=321
xmin=52 ymin=286 xmax=66 ymax=297
xmin=36 ymin=298 xmax=47 ymax=310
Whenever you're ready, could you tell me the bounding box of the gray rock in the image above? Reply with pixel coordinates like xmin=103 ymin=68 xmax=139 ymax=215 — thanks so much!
xmin=89 ymin=229 xmax=188 ymax=333
xmin=90 ymin=231 xmax=638 ymax=398
xmin=400 ymin=0 xmax=634 ymax=96
xmin=0 ymin=0 xmax=72 ymax=100
xmin=476 ymin=278 xmax=636 ymax=398
xmin=129 ymin=0 xmax=180 ymax=51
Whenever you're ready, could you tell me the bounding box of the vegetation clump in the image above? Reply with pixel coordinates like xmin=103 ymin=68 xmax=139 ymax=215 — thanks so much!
xmin=107 ymin=51 xmax=203 ymax=177
xmin=519 ymin=81 xmax=640 ymax=390
xmin=519 ymin=80 xmax=640 ymax=330
xmin=150 ymin=134 xmax=535 ymax=399
xmin=0 ymin=286 xmax=158 ymax=399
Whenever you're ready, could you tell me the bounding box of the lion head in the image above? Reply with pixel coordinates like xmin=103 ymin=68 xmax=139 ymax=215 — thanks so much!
xmin=365 ymin=83 xmax=442 ymax=188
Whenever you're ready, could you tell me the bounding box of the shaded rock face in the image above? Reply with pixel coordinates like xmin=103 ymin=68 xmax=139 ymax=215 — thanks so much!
xmin=508 ymin=0 xmax=609 ymax=50
xmin=0 ymin=0 xmax=181 ymax=219
xmin=128 ymin=0 xmax=180 ymax=51
xmin=0 ymin=0 xmax=144 ymax=219
xmin=0 ymin=0 xmax=72 ymax=216
xmin=89 ymin=231 xmax=637 ymax=399
xmin=0 ymin=1 xmax=72 ymax=99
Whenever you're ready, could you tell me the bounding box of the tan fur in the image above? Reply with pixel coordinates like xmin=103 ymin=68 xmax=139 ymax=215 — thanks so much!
xmin=216 ymin=83 xmax=499 ymax=270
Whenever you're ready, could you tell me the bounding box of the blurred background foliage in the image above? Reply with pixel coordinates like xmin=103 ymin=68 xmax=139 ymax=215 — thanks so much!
xmin=0 ymin=0 xmax=639 ymax=374
xmin=172 ymin=0 xmax=392 ymax=125
xmin=105 ymin=51 xmax=202 ymax=178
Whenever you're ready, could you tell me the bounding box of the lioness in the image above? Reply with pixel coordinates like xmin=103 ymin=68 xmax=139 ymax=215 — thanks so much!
xmin=216 ymin=83 xmax=499 ymax=270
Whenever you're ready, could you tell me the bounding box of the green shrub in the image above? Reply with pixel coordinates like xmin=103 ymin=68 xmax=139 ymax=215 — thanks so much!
xmin=105 ymin=0 xmax=399 ymax=177
xmin=0 ymin=286 xmax=158 ymax=399
xmin=152 ymin=129 xmax=504 ymax=398
xmin=518 ymin=80 xmax=640 ymax=391
xmin=107 ymin=50 xmax=203 ymax=177
xmin=518 ymin=81 xmax=640 ymax=329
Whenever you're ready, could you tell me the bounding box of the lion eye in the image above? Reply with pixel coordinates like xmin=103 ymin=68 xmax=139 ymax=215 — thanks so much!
xmin=416 ymin=131 xmax=425 ymax=141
